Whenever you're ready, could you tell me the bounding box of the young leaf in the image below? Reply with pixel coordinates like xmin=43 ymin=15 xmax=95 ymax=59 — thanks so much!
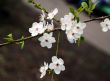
xmin=4 ymin=33 xmax=13 ymax=42
xmin=77 ymin=36 xmax=85 ymax=46
xmin=69 ymin=7 xmax=75 ymax=15
xmin=16 ymin=36 xmax=25 ymax=49
xmin=20 ymin=41 xmax=24 ymax=49
xmin=81 ymin=2 xmax=88 ymax=9
xmin=19 ymin=36 xmax=25 ymax=49
xmin=91 ymin=4 xmax=96 ymax=10
xmin=70 ymin=7 xmax=80 ymax=22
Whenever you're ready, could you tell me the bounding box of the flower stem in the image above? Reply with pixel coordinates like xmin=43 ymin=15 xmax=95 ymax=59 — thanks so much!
xmin=51 ymin=72 xmax=54 ymax=81
xmin=55 ymin=31 xmax=60 ymax=56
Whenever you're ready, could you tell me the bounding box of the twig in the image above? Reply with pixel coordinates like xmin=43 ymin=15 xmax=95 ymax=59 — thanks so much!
xmin=0 ymin=28 xmax=61 ymax=47
xmin=84 ymin=15 xmax=110 ymax=23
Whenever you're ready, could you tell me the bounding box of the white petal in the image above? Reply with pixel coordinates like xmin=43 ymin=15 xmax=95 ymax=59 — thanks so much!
xmin=104 ymin=18 xmax=110 ymax=23
xmin=61 ymin=25 xmax=66 ymax=31
xmin=53 ymin=8 xmax=58 ymax=15
xmin=49 ymin=63 xmax=55 ymax=69
xmin=46 ymin=43 xmax=52 ymax=49
xmin=52 ymin=56 xmax=58 ymax=63
xmin=49 ymin=32 xmax=53 ymax=37
xmin=44 ymin=62 xmax=48 ymax=70
xmin=58 ymin=58 xmax=64 ymax=65
xmin=40 ymin=71 xmax=46 ymax=78
xmin=49 ymin=37 xmax=56 ymax=43
xmin=81 ymin=23 xmax=86 ymax=29
xmin=54 ymin=68 xmax=61 ymax=74
xmin=68 ymin=38 xmax=75 ymax=43
xmin=40 ymin=66 xmax=45 ymax=73
xmin=60 ymin=65 xmax=65 ymax=71
xmin=31 ymin=32 xmax=38 ymax=36
xmin=40 ymin=42 xmax=47 ymax=47
xmin=32 ymin=22 xmax=38 ymax=27
xmin=102 ymin=27 xmax=108 ymax=32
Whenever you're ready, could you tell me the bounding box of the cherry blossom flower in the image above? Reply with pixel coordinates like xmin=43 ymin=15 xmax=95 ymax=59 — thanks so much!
xmin=72 ymin=22 xmax=86 ymax=34
xmin=65 ymin=21 xmax=86 ymax=43
xmin=40 ymin=10 xmax=46 ymax=22
xmin=38 ymin=32 xmax=56 ymax=48
xmin=40 ymin=62 xmax=48 ymax=78
xmin=45 ymin=20 xmax=54 ymax=31
xmin=29 ymin=22 xmax=46 ymax=36
xmin=60 ymin=13 xmax=76 ymax=31
xmin=47 ymin=8 xmax=58 ymax=19
xmin=49 ymin=56 xmax=65 ymax=74
xmin=66 ymin=29 xmax=81 ymax=43
xmin=100 ymin=18 xmax=110 ymax=32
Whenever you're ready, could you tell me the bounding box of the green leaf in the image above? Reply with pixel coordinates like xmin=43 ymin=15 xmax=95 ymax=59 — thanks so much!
xmin=76 ymin=17 xmax=80 ymax=23
xmin=69 ymin=7 xmax=75 ymax=15
xmin=80 ymin=36 xmax=85 ymax=42
xmin=7 ymin=33 xmax=13 ymax=38
xmin=81 ymin=2 xmax=88 ymax=9
xmin=70 ymin=7 xmax=80 ymax=22
xmin=20 ymin=41 xmax=24 ymax=49
xmin=91 ymin=4 xmax=96 ymax=10
xmin=4 ymin=33 xmax=13 ymax=42
xmin=77 ymin=36 xmax=85 ymax=46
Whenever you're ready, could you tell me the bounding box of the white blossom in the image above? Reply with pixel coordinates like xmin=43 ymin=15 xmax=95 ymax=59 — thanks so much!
xmin=40 ymin=10 xmax=46 ymax=22
xmin=100 ymin=18 xmax=110 ymax=32
xmin=65 ymin=21 xmax=86 ymax=43
xmin=47 ymin=8 xmax=58 ymax=19
xmin=66 ymin=29 xmax=81 ymax=43
xmin=29 ymin=22 xmax=46 ymax=36
xmin=45 ymin=20 xmax=54 ymax=31
xmin=38 ymin=32 xmax=56 ymax=48
xmin=72 ymin=22 xmax=86 ymax=34
xmin=60 ymin=13 xmax=76 ymax=31
xmin=49 ymin=56 xmax=65 ymax=74
xmin=40 ymin=62 xmax=48 ymax=78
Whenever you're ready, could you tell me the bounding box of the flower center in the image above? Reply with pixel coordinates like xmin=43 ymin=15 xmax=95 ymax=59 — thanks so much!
xmin=72 ymin=33 xmax=74 ymax=36
xmin=106 ymin=24 xmax=108 ymax=27
xmin=45 ymin=39 xmax=48 ymax=42
xmin=36 ymin=28 xmax=38 ymax=31
xmin=56 ymin=63 xmax=59 ymax=66
xmin=76 ymin=26 xmax=80 ymax=29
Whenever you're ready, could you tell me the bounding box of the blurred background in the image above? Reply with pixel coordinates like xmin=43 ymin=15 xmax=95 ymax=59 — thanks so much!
xmin=0 ymin=0 xmax=110 ymax=81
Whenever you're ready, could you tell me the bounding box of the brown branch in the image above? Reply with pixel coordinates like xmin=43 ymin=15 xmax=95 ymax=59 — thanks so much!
xmin=0 ymin=28 xmax=61 ymax=47
xmin=84 ymin=15 xmax=110 ymax=23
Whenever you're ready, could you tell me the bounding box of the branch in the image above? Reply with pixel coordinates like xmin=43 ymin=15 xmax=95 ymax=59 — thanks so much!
xmin=84 ymin=15 xmax=110 ymax=23
xmin=0 ymin=28 xmax=61 ymax=47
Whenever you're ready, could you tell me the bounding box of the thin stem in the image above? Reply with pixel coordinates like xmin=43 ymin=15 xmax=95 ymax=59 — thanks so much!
xmin=30 ymin=0 xmax=60 ymax=23
xmin=55 ymin=31 xmax=60 ymax=56
xmin=51 ymin=72 xmax=54 ymax=81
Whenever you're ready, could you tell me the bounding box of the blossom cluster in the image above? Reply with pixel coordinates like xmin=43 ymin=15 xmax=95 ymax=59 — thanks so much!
xmin=40 ymin=56 xmax=65 ymax=78
xmin=60 ymin=13 xmax=86 ymax=43
xmin=29 ymin=8 xmax=58 ymax=48
xmin=100 ymin=18 xmax=110 ymax=32
xmin=29 ymin=8 xmax=87 ymax=49
xmin=29 ymin=8 xmax=110 ymax=49
xmin=28 ymin=8 xmax=110 ymax=79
